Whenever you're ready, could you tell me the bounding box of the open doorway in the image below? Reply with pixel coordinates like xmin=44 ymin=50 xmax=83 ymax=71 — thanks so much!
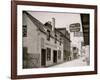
xmin=53 ymin=50 xmax=57 ymax=63
xmin=41 ymin=49 xmax=46 ymax=67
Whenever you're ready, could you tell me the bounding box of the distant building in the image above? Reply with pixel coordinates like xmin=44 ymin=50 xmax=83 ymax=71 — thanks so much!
xmin=22 ymin=11 xmax=64 ymax=68
xmin=56 ymin=28 xmax=71 ymax=61
xmin=72 ymin=46 xmax=79 ymax=59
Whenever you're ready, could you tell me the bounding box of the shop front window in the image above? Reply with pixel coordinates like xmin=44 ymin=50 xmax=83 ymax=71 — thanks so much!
xmin=58 ymin=50 xmax=61 ymax=59
xmin=47 ymin=48 xmax=51 ymax=61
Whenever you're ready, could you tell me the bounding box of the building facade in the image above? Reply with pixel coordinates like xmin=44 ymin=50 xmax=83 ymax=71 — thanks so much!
xmin=23 ymin=11 xmax=64 ymax=68
xmin=72 ymin=46 xmax=79 ymax=59
xmin=56 ymin=28 xmax=71 ymax=61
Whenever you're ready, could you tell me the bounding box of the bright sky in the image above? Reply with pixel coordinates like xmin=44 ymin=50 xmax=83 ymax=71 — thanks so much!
xmin=28 ymin=11 xmax=82 ymax=32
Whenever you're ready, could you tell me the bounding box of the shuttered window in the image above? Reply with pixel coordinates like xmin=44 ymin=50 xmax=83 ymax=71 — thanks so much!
xmin=23 ymin=25 xmax=27 ymax=37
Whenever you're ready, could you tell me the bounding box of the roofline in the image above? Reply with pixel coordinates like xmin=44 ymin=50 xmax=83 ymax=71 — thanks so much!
xmin=55 ymin=28 xmax=71 ymax=42
xmin=56 ymin=27 xmax=66 ymax=30
xmin=23 ymin=11 xmax=46 ymax=32
xmin=23 ymin=11 xmax=71 ymax=42
xmin=56 ymin=27 xmax=70 ymax=34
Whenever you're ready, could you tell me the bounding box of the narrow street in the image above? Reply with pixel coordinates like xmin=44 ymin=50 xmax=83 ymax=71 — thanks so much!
xmin=51 ymin=57 xmax=87 ymax=68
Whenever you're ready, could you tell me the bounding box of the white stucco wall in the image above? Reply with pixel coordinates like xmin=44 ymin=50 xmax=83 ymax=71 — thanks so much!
xmin=23 ymin=13 xmax=39 ymax=54
xmin=23 ymin=12 xmax=41 ymax=67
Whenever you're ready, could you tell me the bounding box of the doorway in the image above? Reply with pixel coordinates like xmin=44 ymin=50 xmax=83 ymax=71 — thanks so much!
xmin=41 ymin=49 xmax=46 ymax=67
xmin=53 ymin=50 xmax=57 ymax=63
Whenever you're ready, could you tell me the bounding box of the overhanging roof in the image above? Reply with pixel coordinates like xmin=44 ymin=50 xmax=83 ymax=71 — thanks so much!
xmin=81 ymin=14 xmax=89 ymax=45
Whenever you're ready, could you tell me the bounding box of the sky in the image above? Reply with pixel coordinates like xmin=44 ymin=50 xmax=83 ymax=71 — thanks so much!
xmin=28 ymin=11 xmax=82 ymax=32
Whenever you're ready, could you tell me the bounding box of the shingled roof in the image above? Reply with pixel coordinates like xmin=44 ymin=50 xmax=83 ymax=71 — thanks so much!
xmin=23 ymin=11 xmax=46 ymax=34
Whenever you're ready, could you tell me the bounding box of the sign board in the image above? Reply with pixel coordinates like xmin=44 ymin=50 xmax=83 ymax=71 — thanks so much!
xmin=74 ymin=32 xmax=83 ymax=37
xmin=70 ymin=23 xmax=80 ymax=32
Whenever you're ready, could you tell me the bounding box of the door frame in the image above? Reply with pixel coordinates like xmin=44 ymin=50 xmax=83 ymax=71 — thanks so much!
xmin=53 ymin=50 xmax=57 ymax=63
xmin=41 ymin=49 xmax=46 ymax=67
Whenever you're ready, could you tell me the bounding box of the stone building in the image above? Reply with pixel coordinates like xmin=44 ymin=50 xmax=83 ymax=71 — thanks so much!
xmin=56 ymin=28 xmax=71 ymax=61
xmin=22 ymin=11 xmax=64 ymax=68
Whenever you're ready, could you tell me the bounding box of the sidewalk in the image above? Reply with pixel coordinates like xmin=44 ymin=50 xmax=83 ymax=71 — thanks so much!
xmin=51 ymin=57 xmax=87 ymax=68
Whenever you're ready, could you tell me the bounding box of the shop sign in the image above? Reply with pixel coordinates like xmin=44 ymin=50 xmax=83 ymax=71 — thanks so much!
xmin=70 ymin=23 xmax=80 ymax=32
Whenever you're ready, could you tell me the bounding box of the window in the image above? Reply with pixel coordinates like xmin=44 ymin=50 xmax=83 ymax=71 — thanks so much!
xmin=60 ymin=38 xmax=62 ymax=45
xmin=55 ymin=34 xmax=57 ymax=43
xmin=47 ymin=30 xmax=50 ymax=41
xmin=47 ymin=48 xmax=51 ymax=61
xmin=58 ymin=50 xmax=61 ymax=59
xmin=23 ymin=25 xmax=27 ymax=37
xmin=73 ymin=47 xmax=76 ymax=50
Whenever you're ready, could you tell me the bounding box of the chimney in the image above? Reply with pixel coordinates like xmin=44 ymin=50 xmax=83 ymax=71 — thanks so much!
xmin=52 ymin=17 xmax=55 ymax=31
